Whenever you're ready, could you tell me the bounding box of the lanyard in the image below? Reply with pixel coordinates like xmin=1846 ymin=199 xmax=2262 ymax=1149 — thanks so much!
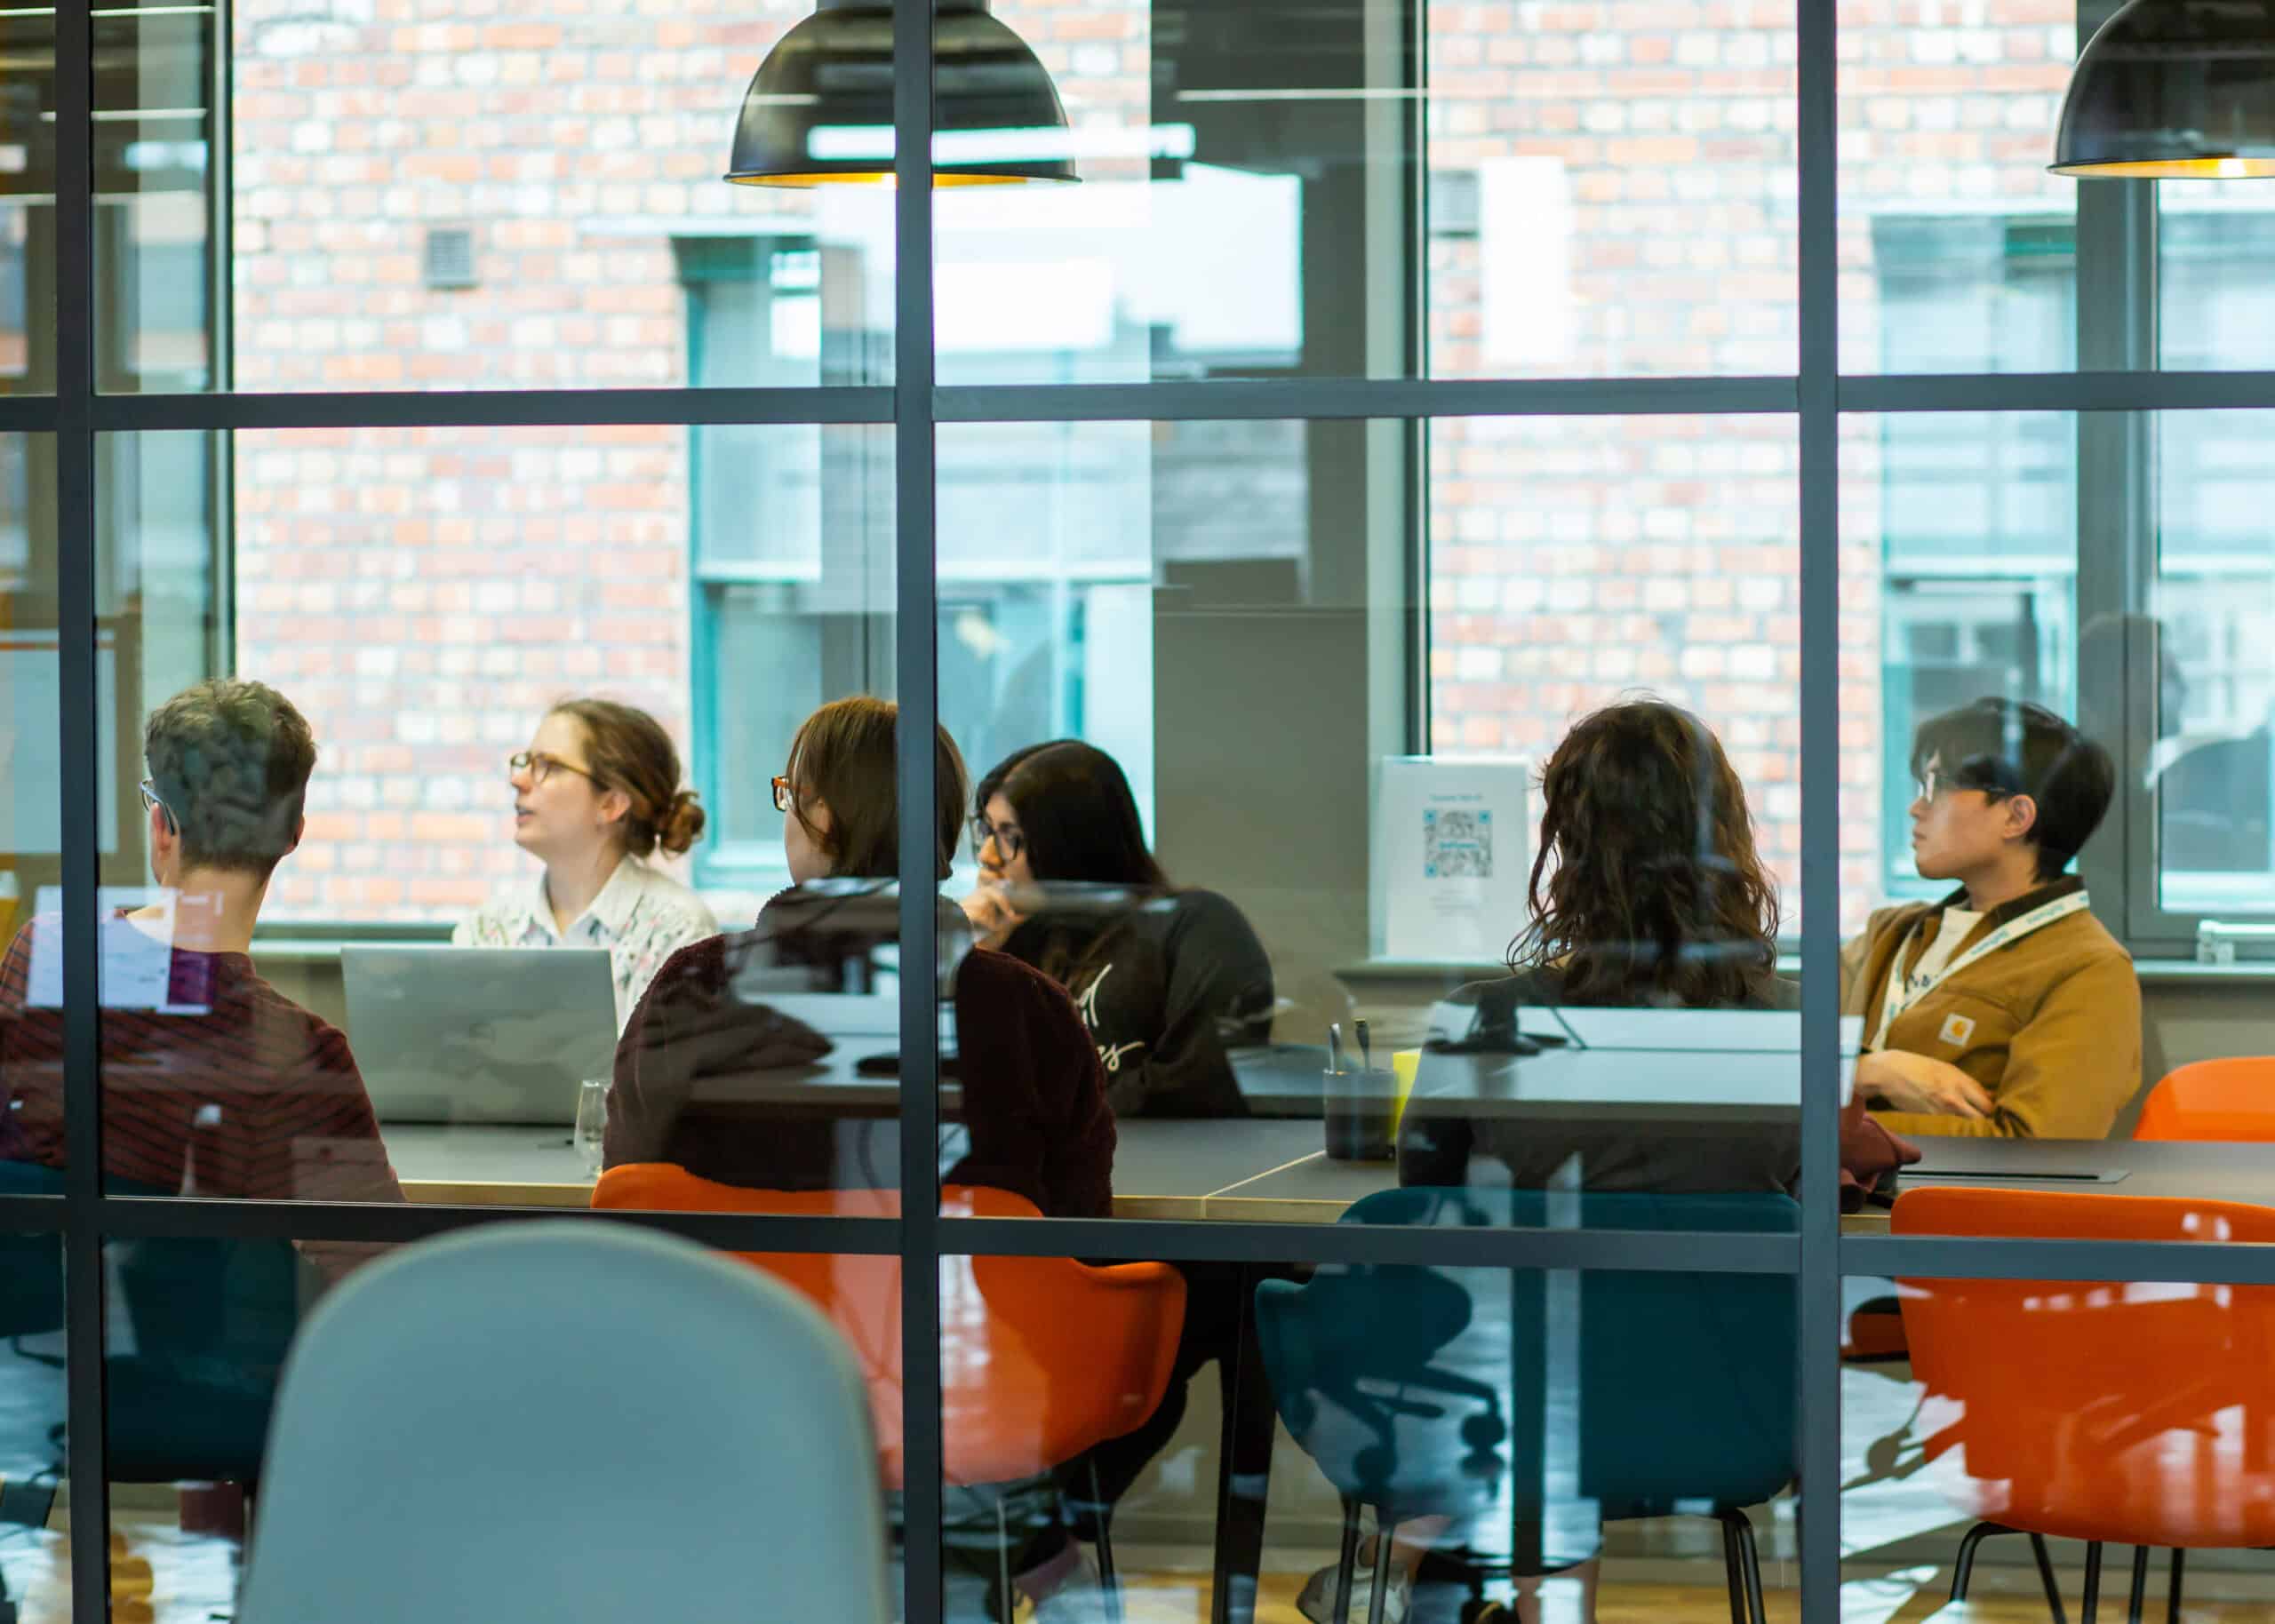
xmin=1871 ymin=890 xmax=2092 ymax=1050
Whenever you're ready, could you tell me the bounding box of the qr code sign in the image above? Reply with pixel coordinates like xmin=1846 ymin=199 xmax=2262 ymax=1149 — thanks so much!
xmin=1423 ymin=808 xmax=1492 ymax=879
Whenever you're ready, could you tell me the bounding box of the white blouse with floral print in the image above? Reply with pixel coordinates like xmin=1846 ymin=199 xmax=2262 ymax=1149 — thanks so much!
xmin=452 ymin=857 xmax=720 ymax=1030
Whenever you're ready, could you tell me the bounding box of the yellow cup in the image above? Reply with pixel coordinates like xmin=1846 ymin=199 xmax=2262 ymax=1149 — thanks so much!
xmin=1391 ymin=1048 xmax=1421 ymax=1134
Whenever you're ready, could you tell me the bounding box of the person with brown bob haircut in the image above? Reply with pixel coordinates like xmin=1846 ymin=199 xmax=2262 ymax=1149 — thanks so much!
xmin=605 ymin=696 xmax=1115 ymax=1220
xmin=457 ymin=697 xmax=717 ymax=1028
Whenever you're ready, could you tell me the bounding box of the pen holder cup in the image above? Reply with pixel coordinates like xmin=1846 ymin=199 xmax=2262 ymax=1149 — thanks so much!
xmin=1324 ymin=1066 xmax=1399 ymax=1163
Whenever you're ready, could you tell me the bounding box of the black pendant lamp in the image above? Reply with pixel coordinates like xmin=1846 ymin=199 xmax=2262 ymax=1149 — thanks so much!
xmin=725 ymin=0 xmax=1075 ymax=187
xmin=2053 ymin=0 xmax=2275 ymax=177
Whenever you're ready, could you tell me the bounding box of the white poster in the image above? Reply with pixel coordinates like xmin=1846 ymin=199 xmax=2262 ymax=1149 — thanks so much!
xmin=1370 ymin=756 xmax=1532 ymax=961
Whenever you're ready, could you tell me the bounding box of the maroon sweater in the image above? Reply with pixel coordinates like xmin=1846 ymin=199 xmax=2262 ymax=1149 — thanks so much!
xmin=0 ymin=913 xmax=404 ymax=1207
xmin=606 ymin=918 xmax=1116 ymax=1219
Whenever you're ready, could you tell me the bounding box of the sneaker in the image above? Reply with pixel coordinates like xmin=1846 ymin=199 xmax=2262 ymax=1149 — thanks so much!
xmin=1296 ymin=1556 xmax=1413 ymax=1624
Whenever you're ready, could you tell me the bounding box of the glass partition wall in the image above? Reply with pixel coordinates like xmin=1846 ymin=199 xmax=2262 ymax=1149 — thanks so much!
xmin=15 ymin=0 xmax=2275 ymax=1617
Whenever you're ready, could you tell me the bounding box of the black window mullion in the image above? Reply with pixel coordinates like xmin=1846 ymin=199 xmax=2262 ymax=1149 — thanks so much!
xmin=53 ymin=0 xmax=109 ymax=1615
xmin=892 ymin=3 xmax=944 ymax=1622
xmin=1796 ymin=0 xmax=1842 ymax=1610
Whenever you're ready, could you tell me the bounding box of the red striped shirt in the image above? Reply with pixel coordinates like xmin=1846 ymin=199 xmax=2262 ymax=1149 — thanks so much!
xmin=0 ymin=915 xmax=404 ymax=1206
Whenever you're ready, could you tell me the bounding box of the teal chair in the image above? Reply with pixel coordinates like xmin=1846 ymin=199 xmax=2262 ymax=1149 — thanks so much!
xmin=239 ymin=1222 xmax=893 ymax=1624
xmin=1255 ymin=1187 xmax=1799 ymax=1624
xmin=0 ymin=1160 xmax=298 ymax=1485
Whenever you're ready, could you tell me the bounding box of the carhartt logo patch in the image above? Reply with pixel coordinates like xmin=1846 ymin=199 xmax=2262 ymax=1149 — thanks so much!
xmin=1939 ymin=1013 xmax=1976 ymax=1048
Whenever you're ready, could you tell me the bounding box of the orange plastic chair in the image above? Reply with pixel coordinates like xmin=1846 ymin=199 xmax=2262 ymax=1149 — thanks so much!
xmin=2134 ymin=1057 xmax=2275 ymax=1142
xmin=593 ymin=1166 xmax=1185 ymax=1599
xmin=1896 ymin=1185 xmax=2275 ymax=1620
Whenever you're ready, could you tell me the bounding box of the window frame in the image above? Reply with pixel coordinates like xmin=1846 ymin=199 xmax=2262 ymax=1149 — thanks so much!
xmin=29 ymin=4 xmax=2275 ymax=1624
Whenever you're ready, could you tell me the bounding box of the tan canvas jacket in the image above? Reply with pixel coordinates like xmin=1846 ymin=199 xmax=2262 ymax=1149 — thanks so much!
xmin=1838 ymin=877 xmax=2142 ymax=1140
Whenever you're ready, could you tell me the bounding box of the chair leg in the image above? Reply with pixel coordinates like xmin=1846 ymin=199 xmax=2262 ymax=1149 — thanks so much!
xmin=1714 ymin=1508 xmax=1766 ymax=1624
xmin=1088 ymin=1460 xmax=1124 ymax=1624
xmin=1367 ymin=1519 xmax=1400 ymax=1624
xmin=2082 ymin=1542 xmax=2104 ymax=1624
xmin=1719 ymin=1510 xmax=1748 ymax=1624
xmin=1951 ymin=1521 xmax=2004 ymax=1603
xmin=2167 ymin=1548 xmax=2185 ymax=1623
xmin=994 ymin=1495 xmax=1016 ymax=1624
xmin=1331 ymin=1499 xmax=1363 ymax=1624
xmin=2127 ymin=1548 xmax=2151 ymax=1624
xmin=2031 ymin=1532 xmax=2069 ymax=1624
xmin=1736 ymin=1513 xmax=1767 ymax=1624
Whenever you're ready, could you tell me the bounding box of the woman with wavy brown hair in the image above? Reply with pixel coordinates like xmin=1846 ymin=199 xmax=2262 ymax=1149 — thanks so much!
xmin=1397 ymin=699 xmax=1798 ymax=1206
xmin=1310 ymin=700 xmax=1909 ymax=1624
xmin=1512 ymin=697 xmax=1784 ymax=1009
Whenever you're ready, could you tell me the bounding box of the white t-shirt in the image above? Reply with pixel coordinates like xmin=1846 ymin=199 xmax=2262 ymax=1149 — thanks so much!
xmin=1904 ymin=907 xmax=1984 ymax=993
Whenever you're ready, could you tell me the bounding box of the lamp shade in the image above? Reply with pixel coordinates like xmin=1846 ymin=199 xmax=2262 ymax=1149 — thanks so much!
xmin=2053 ymin=0 xmax=2275 ymax=176
xmin=725 ymin=0 xmax=1076 ymax=187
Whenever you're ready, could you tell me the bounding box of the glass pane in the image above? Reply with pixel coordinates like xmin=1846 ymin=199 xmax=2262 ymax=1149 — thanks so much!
xmin=1849 ymin=408 xmax=2275 ymax=923
xmin=0 ymin=1231 xmax=66 ymax=1618
xmin=934 ymin=416 xmax=1839 ymax=1236
xmin=68 ymin=424 xmax=890 ymax=1206
xmin=1840 ymin=6 xmax=2275 ymax=376
xmin=0 ymin=12 xmax=54 ymax=394
xmin=0 ymin=435 xmax=58 ymax=975
xmin=935 ymin=0 xmax=1798 ymax=383
xmin=94 ymin=4 xmax=895 ymax=392
xmin=2151 ymin=411 xmax=2275 ymax=912
xmin=1841 ymin=409 xmax=2129 ymax=1170
xmin=2160 ymin=206 xmax=2275 ymax=373
xmin=1837 ymin=0 xmax=2081 ymax=374
xmin=1841 ymin=1262 xmax=2275 ymax=1618
xmin=941 ymin=1244 xmax=1797 ymax=1622
xmin=95 ymin=1 xmax=222 ymax=393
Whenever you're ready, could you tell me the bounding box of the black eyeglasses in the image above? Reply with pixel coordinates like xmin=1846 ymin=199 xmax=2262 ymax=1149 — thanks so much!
xmin=509 ymin=751 xmax=600 ymax=788
xmin=970 ymin=815 xmax=1024 ymax=861
xmin=1912 ymin=767 xmax=2010 ymax=805
xmin=138 ymin=777 xmax=176 ymax=831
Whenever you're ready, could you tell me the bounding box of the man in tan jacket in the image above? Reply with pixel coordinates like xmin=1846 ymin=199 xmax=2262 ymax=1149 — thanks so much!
xmin=1841 ymin=697 xmax=2141 ymax=1139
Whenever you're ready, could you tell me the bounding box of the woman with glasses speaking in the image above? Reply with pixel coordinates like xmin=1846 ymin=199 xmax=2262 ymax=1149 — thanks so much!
xmin=455 ymin=698 xmax=718 ymax=1028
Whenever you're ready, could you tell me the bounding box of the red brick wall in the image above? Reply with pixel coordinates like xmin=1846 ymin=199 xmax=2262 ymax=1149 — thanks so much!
xmin=225 ymin=0 xmax=2077 ymax=931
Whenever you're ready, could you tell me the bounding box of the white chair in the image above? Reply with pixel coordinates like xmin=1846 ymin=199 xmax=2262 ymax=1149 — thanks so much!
xmin=239 ymin=1221 xmax=891 ymax=1624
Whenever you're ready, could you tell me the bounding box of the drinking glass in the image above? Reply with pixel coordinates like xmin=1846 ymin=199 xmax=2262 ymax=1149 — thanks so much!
xmin=575 ymin=1079 xmax=609 ymax=1180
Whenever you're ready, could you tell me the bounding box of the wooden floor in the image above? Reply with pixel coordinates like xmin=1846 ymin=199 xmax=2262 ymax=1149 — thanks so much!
xmin=8 ymin=1525 xmax=2274 ymax=1623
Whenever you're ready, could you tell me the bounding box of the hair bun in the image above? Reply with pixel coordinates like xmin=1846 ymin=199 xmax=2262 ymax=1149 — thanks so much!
xmin=658 ymin=788 xmax=706 ymax=857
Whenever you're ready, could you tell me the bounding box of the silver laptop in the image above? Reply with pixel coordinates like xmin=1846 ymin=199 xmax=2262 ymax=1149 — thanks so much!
xmin=342 ymin=946 xmax=617 ymax=1126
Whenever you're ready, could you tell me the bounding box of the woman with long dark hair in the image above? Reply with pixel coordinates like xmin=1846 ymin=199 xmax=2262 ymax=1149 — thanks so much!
xmin=963 ymin=739 xmax=1274 ymax=1118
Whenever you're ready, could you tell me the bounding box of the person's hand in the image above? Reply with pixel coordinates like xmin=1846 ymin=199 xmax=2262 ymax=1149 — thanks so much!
xmin=959 ymin=883 xmax=1026 ymax=951
xmin=1857 ymin=1049 xmax=1995 ymax=1119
